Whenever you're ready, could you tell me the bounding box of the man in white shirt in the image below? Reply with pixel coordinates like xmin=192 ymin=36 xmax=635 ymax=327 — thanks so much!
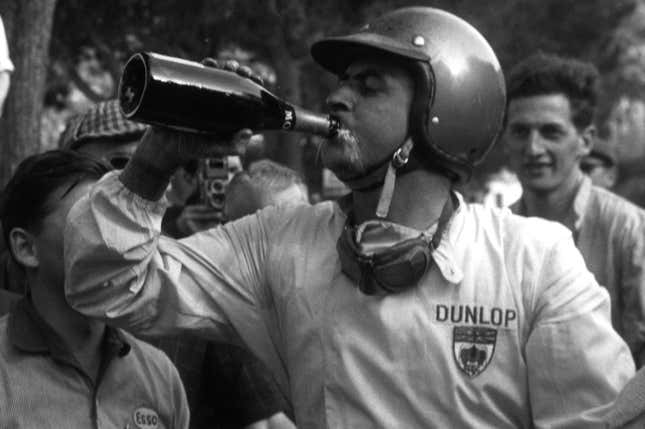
xmin=505 ymin=53 xmax=645 ymax=367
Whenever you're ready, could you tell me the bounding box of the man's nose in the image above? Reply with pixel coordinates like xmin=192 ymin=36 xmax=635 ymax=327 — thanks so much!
xmin=526 ymin=131 xmax=546 ymax=155
xmin=326 ymin=85 xmax=355 ymax=113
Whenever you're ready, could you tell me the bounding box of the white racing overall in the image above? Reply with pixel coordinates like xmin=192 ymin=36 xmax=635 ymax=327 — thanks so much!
xmin=65 ymin=172 xmax=635 ymax=428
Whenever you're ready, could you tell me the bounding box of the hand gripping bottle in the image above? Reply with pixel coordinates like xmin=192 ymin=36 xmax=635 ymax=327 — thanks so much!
xmin=119 ymin=52 xmax=339 ymax=137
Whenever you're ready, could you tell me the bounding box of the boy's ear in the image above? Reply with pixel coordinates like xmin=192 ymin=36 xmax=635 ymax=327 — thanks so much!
xmin=580 ymin=124 xmax=596 ymax=158
xmin=9 ymin=228 xmax=39 ymax=269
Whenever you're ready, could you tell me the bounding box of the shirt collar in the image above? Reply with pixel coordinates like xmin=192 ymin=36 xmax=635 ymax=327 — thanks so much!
xmin=335 ymin=190 xmax=465 ymax=284
xmin=8 ymin=297 xmax=131 ymax=361
xmin=571 ymin=175 xmax=592 ymax=231
xmin=512 ymin=175 xmax=591 ymax=233
xmin=431 ymin=192 xmax=464 ymax=285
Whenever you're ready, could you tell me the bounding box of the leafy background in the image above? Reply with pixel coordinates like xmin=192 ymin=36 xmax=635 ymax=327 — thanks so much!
xmin=2 ymin=0 xmax=645 ymax=200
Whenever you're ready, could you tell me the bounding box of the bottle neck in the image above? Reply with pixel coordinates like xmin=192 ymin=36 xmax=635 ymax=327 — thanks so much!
xmin=291 ymin=106 xmax=339 ymax=137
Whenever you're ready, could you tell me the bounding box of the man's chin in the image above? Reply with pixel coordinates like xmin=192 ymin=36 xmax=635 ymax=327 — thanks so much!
xmin=320 ymin=148 xmax=356 ymax=178
xmin=522 ymin=177 xmax=559 ymax=195
xmin=320 ymin=130 xmax=367 ymax=181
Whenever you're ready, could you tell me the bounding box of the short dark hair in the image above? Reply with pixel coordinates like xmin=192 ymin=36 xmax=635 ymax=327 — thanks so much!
xmin=225 ymin=159 xmax=306 ymax=220
xmin=246 ymin=159 xmax=305 ymax=194
xmin=507 ymin=52 xmax=600 ymax=129
xmin=0 ymin=150 xmax=111 ymax=247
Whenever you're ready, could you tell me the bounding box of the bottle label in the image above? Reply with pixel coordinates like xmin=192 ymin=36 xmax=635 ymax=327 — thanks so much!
xmin=282 ymin=107 xmax=296 ymax=130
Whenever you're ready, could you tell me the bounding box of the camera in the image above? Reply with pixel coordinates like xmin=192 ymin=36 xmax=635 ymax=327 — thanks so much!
xmin=199 ymin=156 xmax=243 ymax=214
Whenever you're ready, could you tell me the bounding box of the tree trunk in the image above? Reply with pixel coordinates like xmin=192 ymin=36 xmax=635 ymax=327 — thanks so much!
xmin=0 ymin=0 xmax=58 ymax=187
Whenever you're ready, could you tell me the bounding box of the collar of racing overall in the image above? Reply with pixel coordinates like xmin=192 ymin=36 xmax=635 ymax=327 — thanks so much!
xmin=337 ymin=192 xmax=455 ymax=295
xmin=341 ymin=139 xmax=419 ymax=218
xmin=336 ymin=139 xmax=456 ymax=295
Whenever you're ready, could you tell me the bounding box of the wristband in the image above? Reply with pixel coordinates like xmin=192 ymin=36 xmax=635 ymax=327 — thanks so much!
xmin=120 ymin=156 xmax=174 ymax=201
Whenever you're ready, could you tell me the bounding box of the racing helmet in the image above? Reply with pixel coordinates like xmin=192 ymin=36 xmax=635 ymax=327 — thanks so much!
xmin=311 ymin=7 xmax=506 ymax=182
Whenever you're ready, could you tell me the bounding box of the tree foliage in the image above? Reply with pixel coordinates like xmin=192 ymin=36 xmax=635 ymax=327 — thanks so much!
xmin=49 ymin=0 xmax=637 ymax=113
xmin=1 ymin=0 xmax=640 ymax=188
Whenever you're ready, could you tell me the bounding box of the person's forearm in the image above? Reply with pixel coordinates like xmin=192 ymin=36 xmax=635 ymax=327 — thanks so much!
xmin=65 ymin=170 xmax=266 ymax=339
xmin=120 ymin=151 xmax=174 ymax=201
xmin=120 ymin=126 xmax=228 ymax=201
xmin=120 ymin=128 xmax=181 ymax=201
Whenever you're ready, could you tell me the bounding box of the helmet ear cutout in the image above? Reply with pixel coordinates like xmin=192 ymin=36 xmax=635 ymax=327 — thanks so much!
xmin=407 ymin=60 xmax=433 ymax=146
xmin=406 ymin=61 xmax=461 ymax=182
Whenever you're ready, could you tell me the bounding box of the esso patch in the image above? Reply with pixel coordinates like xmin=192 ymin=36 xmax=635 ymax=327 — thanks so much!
xmin=132 ymin=407 xmax=160 ymax=429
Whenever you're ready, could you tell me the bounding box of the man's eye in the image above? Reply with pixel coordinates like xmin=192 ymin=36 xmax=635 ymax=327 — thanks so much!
xmin=362 ymin=76 xmax=381 ymax=91
xmin=540 ymin=126 xmax=564 ymax=139
xmin=509 ymin=126 xmax=529 ymax=138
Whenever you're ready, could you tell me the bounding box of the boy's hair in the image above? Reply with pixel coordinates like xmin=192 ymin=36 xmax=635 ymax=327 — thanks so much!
xmin=0 ymin=150 xmax=111 ymax=247
xmin=507 ymin=52 xmax=600 ymax=129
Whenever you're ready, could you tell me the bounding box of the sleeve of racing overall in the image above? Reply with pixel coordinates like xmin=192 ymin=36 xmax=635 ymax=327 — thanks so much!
xmin=524 ymin=233 xmax=636 ymax=428
xmin=64 ymin=168 xmax=272 ymax=342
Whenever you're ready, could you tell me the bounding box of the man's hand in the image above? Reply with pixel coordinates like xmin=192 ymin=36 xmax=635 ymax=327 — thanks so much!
xmin=131 ymin=56 xmax=261 ymax=171
xmin=141 ymin=126 xmax=249 ymax=169
xmin=121 ymin=127 xmax=251 ymax=201
xmin=119 ymin=56 xmax=262 ymax=202
xmin=201 ymin=58 xmax=264 ymax=86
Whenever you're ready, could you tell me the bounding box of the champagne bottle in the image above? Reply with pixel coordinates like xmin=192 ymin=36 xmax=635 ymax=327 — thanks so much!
xmin=118 ymin=52 xmax=339 ymax=137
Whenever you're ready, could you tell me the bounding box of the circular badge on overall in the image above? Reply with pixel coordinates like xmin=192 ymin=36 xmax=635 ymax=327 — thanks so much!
xmin=132 ymin=407 xmax=160 ymax=429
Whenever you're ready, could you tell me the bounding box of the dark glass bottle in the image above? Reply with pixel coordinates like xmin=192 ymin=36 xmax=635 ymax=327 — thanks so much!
xmin=119 ymin=52 xmax=339 ymax=137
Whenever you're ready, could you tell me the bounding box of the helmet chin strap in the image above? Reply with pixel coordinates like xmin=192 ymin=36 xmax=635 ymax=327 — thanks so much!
xmin=340 ymin=157 xmax=392 ymax=192
xmin=375 ymin=139 xmax=414 ymax=218
xmin=337 ymin=138 xmax=418 ymax=219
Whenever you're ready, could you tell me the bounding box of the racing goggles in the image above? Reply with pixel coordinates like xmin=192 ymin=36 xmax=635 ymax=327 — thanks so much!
xmin=337 ymin=198 xmax=453 ymax=296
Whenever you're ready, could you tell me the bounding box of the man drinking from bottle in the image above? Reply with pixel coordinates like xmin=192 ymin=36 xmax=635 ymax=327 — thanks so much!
xmin=64 ymin=7 xmax=633 ymax=428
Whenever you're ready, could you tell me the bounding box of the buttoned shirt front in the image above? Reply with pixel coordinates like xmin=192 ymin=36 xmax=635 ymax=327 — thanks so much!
xmin=0 ymin=297 xmax=189 ymax=428
xmin=65 ymin=172 xmax=635 ymax=428
xmin=513 ymin=176 xmax=645 ymax=365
